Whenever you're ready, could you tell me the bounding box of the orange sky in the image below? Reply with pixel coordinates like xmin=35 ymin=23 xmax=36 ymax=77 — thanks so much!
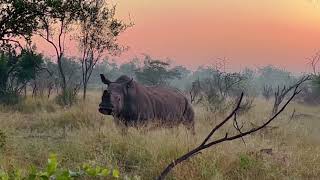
xmin=37 ymin=0 xmax=320 ymax=72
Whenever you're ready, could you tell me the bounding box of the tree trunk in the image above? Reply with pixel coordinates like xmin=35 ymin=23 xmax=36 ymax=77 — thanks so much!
xmin=272 ymin=103 xmax=279 ymax=116
xmin=57 ymin=56 xmax=67 ymax=105
xmin=83 ymin=83 xmax=87 ymax=100
xmin=24 ymin=85 xmax=27 ymax=97
xmin=47 ymin=84 xmax=53 ymax=99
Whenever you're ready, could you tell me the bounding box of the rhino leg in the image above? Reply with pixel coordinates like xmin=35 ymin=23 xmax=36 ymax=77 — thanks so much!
xmin=114 ymin=119 xmax=128 ymax=136
xmin=182 ymin=102 xmax=195 ymax=135
xmin=183 ymin=120 xmax=195 ymax=135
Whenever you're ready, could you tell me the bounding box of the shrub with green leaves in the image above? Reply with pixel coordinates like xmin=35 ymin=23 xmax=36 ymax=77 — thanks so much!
xmin=0 ymin=50 xmax=43 ymax=105
xmin=0 ymin=154 xmax=122 ymax=180
xmin=239 ymin=154 xmax=256 ymax=170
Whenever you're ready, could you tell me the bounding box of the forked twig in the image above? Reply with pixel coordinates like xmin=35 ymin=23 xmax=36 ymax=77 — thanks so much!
xmin=233 ymin=113 xmax=246 ymax=145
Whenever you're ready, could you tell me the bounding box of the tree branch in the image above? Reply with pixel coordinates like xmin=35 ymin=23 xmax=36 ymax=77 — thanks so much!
xmin=157 ymin=77 xmax=305 ymax=180
xmin=200 ymin=93 xmax=244 ymax=146
xmin=0 ymin=38 xmax=24 ymax=50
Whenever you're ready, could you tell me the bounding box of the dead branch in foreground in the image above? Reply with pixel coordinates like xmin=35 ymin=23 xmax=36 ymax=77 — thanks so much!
xmin=157 ymin=78 xmax=304 ymax=180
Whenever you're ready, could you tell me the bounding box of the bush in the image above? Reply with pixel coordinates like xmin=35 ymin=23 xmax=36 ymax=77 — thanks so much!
xmin=55 ymin=88 xmax=79 ymax=107
xmin=238 ymin=154 xmax=256 ymax=170
xmin=0 ymin=50 xmax=44 ymax=105
xmin=0 ymin=153 xmax=123 ymax=180
xmin=0 ymin=91 xmax=22 ymax=105
xmin=296 ymin=80 xmax=320 ymax=105
xmin=203 ymin=92 xmax=229 ymax=114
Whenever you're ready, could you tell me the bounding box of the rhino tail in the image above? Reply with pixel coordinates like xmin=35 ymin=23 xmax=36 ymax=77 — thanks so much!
xmin=182 ymin=98 xmax=195 ymax=135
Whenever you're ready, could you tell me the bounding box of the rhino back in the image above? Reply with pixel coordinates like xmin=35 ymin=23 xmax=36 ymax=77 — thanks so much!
xmin=122 ymin=84 xmax=187 ymax=122
xmin=145 ymin=86 xmax=186 ymax=119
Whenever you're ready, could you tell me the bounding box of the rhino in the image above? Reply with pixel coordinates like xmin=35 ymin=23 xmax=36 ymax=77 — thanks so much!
xmin=98 ymin=74 xmax=195 ymax=134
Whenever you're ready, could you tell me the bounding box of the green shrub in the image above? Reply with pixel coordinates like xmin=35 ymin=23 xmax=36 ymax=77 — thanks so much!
xmin=0 ymin=50 xmax=44 ymax=106
xmin=0 ymin=91 xmax=22 ymax=105
xmin=239 ymin=154 xmax=256 ymax=170
xmin=0 ymin=153 xmax=123 ymax=180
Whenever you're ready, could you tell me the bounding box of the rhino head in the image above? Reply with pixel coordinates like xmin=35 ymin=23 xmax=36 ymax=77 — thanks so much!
xmin=99 ymin=74 xmax=134 ymax=116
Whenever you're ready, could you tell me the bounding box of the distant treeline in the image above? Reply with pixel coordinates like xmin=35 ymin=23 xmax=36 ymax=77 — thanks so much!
xmin=1 ymin=0 xmax=319 ymax=106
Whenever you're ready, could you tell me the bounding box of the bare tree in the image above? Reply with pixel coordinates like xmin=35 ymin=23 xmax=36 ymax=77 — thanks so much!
xmin=189 ymin=63 xmax=247 ymax=113
xmin=272 ymin=76 xmax=310 ymax=115
xmin=35 ymin=1 xmax=88 ymax=105
xmin=78 ymin=0 xmax=131 ymax=100
xmin=157 ymin=77 xmax=305 ymax=180
xmin=235 ymin=95 xmax=255 ymax=115
xmin=297 ymin=52 xmax=320 ymax=104
xmin=308 ymin=51 xmax=320 ymax=89
xmin=37 ymin=12 xmax=67 ymax=103
xmin=308 ymin=51 xmax=320 ymax=77
xmin=262 ymin=84 xmax=273 ymax=100
xmin=189 ymin=79 xmax=202 ymax=104
xmin=30 ymin=69 xmax=56 ymax=99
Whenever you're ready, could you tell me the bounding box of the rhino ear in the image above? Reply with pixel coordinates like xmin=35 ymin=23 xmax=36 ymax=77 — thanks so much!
xmin=126 ymin=78 xmax=134 ymax=88
xmin=100 ymin=74 xmax=111 ymax=85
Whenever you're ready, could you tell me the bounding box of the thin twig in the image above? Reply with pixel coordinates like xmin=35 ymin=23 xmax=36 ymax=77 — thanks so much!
xmin=233 ymin=113 xmax=246 ymax=145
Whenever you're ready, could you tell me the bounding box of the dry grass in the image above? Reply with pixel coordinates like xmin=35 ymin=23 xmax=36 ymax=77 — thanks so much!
xmin=0 ymin=92 xmax=319 ymax=179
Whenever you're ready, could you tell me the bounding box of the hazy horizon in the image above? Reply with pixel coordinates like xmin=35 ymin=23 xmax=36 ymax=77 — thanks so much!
xmin=35 ymin=0 xmax=320 ymax=73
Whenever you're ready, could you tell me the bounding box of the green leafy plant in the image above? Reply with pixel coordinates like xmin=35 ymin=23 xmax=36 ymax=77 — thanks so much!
xmin=0 ymin=153 xmax=121 ymax=180
xmin=0 ymin=50 xmax=44 ymax=105
xmin=239 ymin=154 xmax=254 ymax=170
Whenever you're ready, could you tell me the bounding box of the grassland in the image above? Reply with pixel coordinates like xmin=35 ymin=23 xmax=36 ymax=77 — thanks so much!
xmin=0 ymin=92 xmax=319 ymax=179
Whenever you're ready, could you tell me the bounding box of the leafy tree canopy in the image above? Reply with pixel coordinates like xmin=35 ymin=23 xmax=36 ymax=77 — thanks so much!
xmin=135 ymin=55 xmax=181 ymax=86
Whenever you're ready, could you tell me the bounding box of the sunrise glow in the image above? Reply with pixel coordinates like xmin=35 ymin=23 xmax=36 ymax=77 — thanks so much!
xmin=37 ymin=0 xmax=320 ymax=71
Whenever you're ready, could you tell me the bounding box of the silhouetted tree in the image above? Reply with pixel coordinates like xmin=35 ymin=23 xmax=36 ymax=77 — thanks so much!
xmin=119 ymin=58 xmax=140 ymax=78
xmin=0 ymin=0 xmax=41 ymax=50
xmin=189 ymin=62 xmax=248 ymax=113
xmin=0 ymin=49 xmax=43 ymax=104
xmin=262 ymin=85 xmax=273 ymax=100
xmin=77 ymin=0 xmax=131 ymax=100
xmin=271 ymin=76 xmax=310 ymax=115
xmin=135 ymin=55 xmax=181 ymax=86
xmin=257 ymin=65 xmax=296 ymax=90
xmin=35 ymin=0 xmax=88 ymax=105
